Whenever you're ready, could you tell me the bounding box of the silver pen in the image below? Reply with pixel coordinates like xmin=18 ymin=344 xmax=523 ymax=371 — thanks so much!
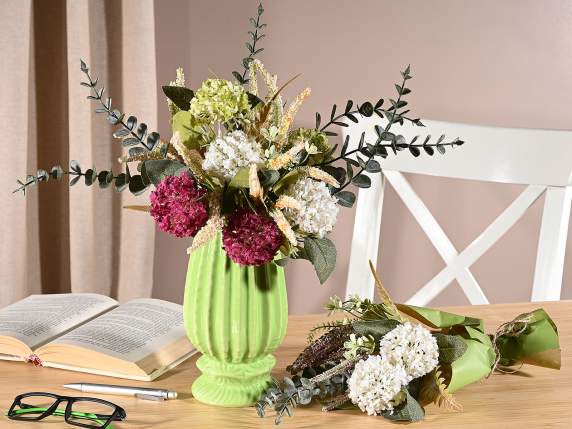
xmin=64 ymin=382 xmax=178 ymax=401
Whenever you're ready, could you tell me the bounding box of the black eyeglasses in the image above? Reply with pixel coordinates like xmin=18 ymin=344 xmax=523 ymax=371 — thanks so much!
xmin=6 ymin=392 xmax=126 ymax=429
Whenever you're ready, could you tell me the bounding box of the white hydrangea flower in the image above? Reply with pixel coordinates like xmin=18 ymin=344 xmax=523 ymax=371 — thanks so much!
xmin=347 ymin=355 xmax=409 ymax=415
xmin=379 ymin=322 xmax=439 ymax=380
xmin=283 ymin=177 xmax=339 ymax=237
xmin=202 ymin=130 xmax=263 ymax=181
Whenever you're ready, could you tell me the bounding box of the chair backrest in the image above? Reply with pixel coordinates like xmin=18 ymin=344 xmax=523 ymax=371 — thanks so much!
xmin=343 ymin=116 xmax=572 ymax=305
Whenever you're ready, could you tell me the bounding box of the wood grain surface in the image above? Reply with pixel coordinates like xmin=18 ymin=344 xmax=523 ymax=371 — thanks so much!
xmin=0 ymin=301 xmax=570 ymax=428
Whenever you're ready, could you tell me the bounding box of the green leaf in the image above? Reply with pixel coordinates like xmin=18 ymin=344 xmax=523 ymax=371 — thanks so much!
xmin=114 ymin=173 xmax=128 ymax=192
xmin=84 ymin=169 xmax=97 ymax=186
xmin=126 ymin=115 xmax=137 ymax=130
xmin=70 ymin=160 xmax=81 ymax=174
xmin=146 ymin=132 xmax=160 ymax=150
xmin=143 ymin=159 xmax=188 ymax=185
xmin=122 ymin=137 xmax=140 ymax=147
xmin=50 ymin=165 xmax=64 ymax=180
xmin=113 ymin=128 xmax=131 ymax=138
xmin=381 ymin=389 xmax=424 ymax=422
xmin=162 ymin=85 xmax=194 ymax=111
xmin=272 ymin=170 xmax=301 ymax=194
xmin=335 ymin=191 xmax=356 ymax=208
xmin=171 ymin=110 xmax=200 ymax=150
xmin=352 ymin=174 xmax=371 ymax=188
xmin=358 ymin=102 xmax=374 ymax=117
xmin=303 ymin=237 xmax=336 ymax=284
xmin=365 ymin=159 xmax=381 ymax=173
xmin=36 ymin=169 xmax=49 ymax=182
xmin=128 ymin=175 xmax=148 ymax=195
xmin=353 ymin=319 xmax=400 ymax=340
xmin=128 ymin=147 xmax=146 ymax=157
xmin=258 ymin=169 xmax=280 ymax=187
xmin=409 ymin=145 xmax=421 ymax=157
xmin=247 ymin=91 xmax=264 ymax=108
xmin=434 ymin=333 xmax=468 ymax=363
xmin=69 ymin=175 xmax=81 ymax=186
xmin=229 ymin=166 xmax=250 ymax=188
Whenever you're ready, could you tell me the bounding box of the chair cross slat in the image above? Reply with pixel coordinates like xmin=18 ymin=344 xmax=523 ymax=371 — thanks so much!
xmin=406 ymin=184 xmax=546 ymax=305
xmin=383 ymin=170 xmax=488 ymax=305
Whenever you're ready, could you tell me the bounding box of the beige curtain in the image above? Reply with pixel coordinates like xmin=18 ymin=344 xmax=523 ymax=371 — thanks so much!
xmin=0 ymin=0 xmax=158 ymax=306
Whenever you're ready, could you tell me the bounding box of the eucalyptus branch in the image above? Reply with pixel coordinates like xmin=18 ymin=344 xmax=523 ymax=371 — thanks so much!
xmin=313 ymin=66 xmax=464 ymax=207
xmin=14 ymin=160 xmax=150 ymax=196
xmin=257 ymin=367 xmax=349 ymax=425
xmin=80 ymin=60 xmax=160 ymax=155
xmin=232 ymin=3 xmax=266 ymax=85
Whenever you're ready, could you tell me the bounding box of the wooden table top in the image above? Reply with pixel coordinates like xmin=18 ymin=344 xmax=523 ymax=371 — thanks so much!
xmin=0 ymin=301 xmax=570 ymax=428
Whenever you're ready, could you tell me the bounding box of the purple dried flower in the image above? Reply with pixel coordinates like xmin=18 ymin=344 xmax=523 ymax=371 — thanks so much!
xmin=150 ymin=172 xmax=208 ymax=238
xmin=222 ymin=209 xmax=282 ymax=266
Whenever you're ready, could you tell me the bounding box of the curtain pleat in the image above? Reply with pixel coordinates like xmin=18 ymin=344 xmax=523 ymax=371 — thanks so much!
xmin=0 ymin=0 xmax=158 ymax=307
xmin=0 ymin=0 xmax=42 ymax=305
xmin=117 ymin=0 xmax=157 ymax=302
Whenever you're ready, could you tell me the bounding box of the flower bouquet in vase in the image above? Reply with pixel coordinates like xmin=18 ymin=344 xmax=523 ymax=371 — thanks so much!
xmin=15 ymin=3 xmax=464 ymax=407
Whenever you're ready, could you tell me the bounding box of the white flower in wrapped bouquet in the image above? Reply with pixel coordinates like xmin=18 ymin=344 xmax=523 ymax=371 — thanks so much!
xmin=379 ymin=322 xmax=439 ymax=380
xmin=347 ymin=355 xmax=409 ymax=415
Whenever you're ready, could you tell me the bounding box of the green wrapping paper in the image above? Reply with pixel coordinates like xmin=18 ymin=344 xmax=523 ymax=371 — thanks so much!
xmin=397 ymin=304 xmax=561 ymax=393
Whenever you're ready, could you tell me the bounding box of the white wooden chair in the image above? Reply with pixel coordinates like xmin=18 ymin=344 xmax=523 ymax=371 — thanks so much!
xmin=344 ymin=117 xmax=572 ymax=305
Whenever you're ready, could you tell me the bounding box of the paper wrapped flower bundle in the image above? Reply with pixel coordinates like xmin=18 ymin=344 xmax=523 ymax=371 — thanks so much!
xmin=14 ymin=3 xmax=465 ymax=283
xmin=256 ymin=262 xmax=561 ymax=424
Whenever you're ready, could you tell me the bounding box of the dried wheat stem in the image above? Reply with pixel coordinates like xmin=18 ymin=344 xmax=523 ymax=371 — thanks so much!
xmin=321 ymin=394 xmax=350 ymax=412
xmin=309 ymin=357 xmax=356 ymax=385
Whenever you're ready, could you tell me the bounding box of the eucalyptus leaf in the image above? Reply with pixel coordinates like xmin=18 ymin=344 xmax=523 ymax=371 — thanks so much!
xmin=50 ymin=166 xmax=64 ymax=180
xmin=128 ymin=175 xmax=148 ymax=196
xmin=365 ymin=160 xmax=381 ymax=173
xmin=143 ymin=159 xmax=188 ymax=185
xmin=335 ymin=191 xmax=356 ymax=208
xmin=69 ymin=175 xmax=81 ymax=186
xmin=352 ymin=174 xmax=371 ymax=188
xmin=114 ymin=173 xmax=128 ymax=192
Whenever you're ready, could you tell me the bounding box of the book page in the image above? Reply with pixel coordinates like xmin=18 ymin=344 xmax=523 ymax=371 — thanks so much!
xmin=0 ymin=294 xmax=117 ymax=350
xmin=51 ymin=298 xmax=190 ymax=362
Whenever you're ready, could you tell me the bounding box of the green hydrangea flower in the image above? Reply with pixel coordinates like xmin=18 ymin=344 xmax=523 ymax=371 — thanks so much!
xmin=288 ymin=128 xmax=331 ymax=163
xmin=189 ymin=79 xmax=249 ymax=124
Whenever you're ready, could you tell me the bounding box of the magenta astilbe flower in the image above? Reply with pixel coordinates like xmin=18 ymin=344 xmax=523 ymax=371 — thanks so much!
xmin=150 ymin=173 xmax=209 ymax=238
xmin=222 ymin=209 xmax=282 ymax=266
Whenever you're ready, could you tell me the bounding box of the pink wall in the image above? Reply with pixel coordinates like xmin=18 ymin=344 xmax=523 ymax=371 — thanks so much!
xmin=152 ymin=0 xmax=572 ymax=313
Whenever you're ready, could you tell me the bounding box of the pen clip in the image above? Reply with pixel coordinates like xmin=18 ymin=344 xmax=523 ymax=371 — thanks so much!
xmin=135 ymin=393 xmax=165 ymax=402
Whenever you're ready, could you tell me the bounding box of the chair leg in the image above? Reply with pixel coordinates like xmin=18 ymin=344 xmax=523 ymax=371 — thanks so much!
xmin=532 ymin=186 xmax=572 ymax=301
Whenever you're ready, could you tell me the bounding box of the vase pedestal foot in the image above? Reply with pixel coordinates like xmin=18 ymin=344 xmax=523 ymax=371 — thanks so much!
xmin=192 ymin=354 xmax=276 ymax=407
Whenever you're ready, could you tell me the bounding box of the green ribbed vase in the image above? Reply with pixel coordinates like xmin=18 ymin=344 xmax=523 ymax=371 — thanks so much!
xmin=183 ymin=232 xmax=288 ymax=407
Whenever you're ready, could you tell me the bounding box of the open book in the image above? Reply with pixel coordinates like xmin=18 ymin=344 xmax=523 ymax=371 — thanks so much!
xmin=0 ymin=294 xmax=196 ymax=381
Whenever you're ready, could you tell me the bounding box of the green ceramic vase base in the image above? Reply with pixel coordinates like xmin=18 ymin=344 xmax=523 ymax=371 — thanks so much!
xmin=192 ymin=354 xmax=275 ymax=407
xmin=184 ymin=232 xmax=288 ymax=407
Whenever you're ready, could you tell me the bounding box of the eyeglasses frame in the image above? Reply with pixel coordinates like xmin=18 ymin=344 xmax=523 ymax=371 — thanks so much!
xmin=7 ymin=392 xmax=126 ymax=429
